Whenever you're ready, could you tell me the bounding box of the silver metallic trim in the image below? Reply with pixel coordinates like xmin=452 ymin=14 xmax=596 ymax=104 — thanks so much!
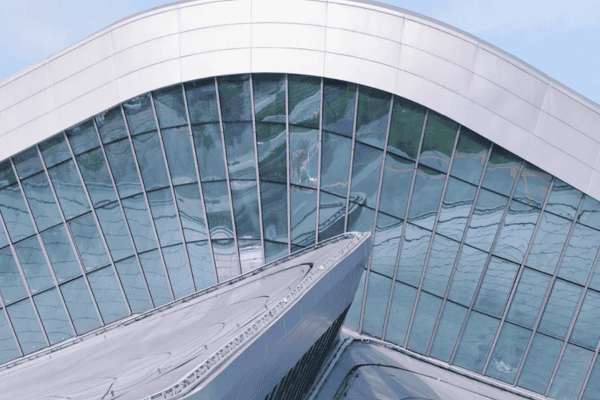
xmin=285 ymin=74 xmax=292 ymax=254
xmin=343 ymin=84 xmax=360 ymax=233
xmin=315 ymin=76 xmax=325 ymax=244
xmin=0 ymin=286 xmax=23 ymax=357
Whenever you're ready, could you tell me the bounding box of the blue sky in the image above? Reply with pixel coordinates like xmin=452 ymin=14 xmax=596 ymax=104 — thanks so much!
xmin=1 ymin=0 xmax=599 ymax=104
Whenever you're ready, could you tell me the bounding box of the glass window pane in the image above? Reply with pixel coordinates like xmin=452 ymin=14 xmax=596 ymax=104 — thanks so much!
xmin=260 ymin=182 xmax=288 ymax=242
xmin=187 ymin=241 xmax=215 ymax=290
xmin=344 ymin=268 xmax=366 ymax=331
xmin=450 ymin=128 xmax=490 ymax=185
xmin=385 ymin=281 xmax=417 ymax=347
xmin=147 ymin=188 xmax=183 ymax=247
xmin=422 ymin=235 xmax=460 ymax=297
xmin=448 ymin=245 xmax=487 ymax=306
xmin=76 ymin=148 xmax=118 ymax=207
xmin=14 ymin=237 xmax=53 ymax=294
xmin=539 ymin=279 xmax=582 ymax=338
xmin=290 ymin=126 xmax=319 ymax=188
xmin=253 ymin=73 xmax=285 ymax=123
xmin=223 ymin=122 xmax=256 ymax=180
xmin=13 ymin=147 xmax=43 ymax=180
xmin=571 ymin=290 xmax=600 ymax=349
xmin=7 ymin=299 xmax=46 ymax=354
xmin=121 ymin=194 xmax=159 ymax=252
xmin=397 ymin=224 xmax=431 ymax=287
xmin=518 ymin=333 xmax=562 ymax=393
xmin=154 ymin=84 xmax=187 ymax=128
xmin=21 ymin=172 xmax=62 ymax=231
xmin=362 ymin=272 xmax=391 ymax=338
xmin=378 ymin=153 xmax=414 ymax=219
xmin=347 ymin=202 xmax=375 ymax=233
xmin=474 ymin=257 xmax=519 ymax=317
xmin=161 ymin=126 xmax=196 ymax=185
xmin=0 ymin=311 xmax=21 ymax=363
xmin=526 ymin=211 xmax=571 ymax=274
xmin=318 ymin=191 xmax=345 ymax=242
xmin=69 ymin=214 xmax=109 ymax=271
xmin=41 ymin=225 xmax=80 ymax=282
xmin=132 ymin=131 xmax=170 ymax=191
xmin=407 ymin=292 xmax=442 ymax=354
xmin=192 ymin=123 xmax=227 ymax=182
xmin=582 ymin=357 xmax=600 ymax=400
xmin=430 ymin=301 xmax=467 ymax=361
xmin=464 ymin=189 xmax=508 ymax=253
xmin=0 ymin=160 xmax=17 ymax=190
xmin=256 ymin=123 xmax=286 ymax=183
xmin=436 ymin=177 xmax=477 ymax=241
xmin=47 ymin=160 xmax=90 ymax=219
xmin=579 ymin=194 xmax=600 ymax=230
xmin=493 ymin=200 xmax=540 ymax=264
xmin=264 ymin=241 xmax=288 ymax=263
xmin=217 ymin=74 xmax=252 ymax=122
xmin=138 ymin=250 xmax=172 ymax=306
xmin=65 ymin=120 xmax=100 ymax=155
xmin=288 ymin=74 xmax=320 ymax=128
xmin=202 ymin=181 xmax=234 ymax=239
xmin=546 ymin=179 xmax=582 ymax=220
xmin=482 ymin=145 xmax=521 ymax=197
xmin=507 ymin=268 xmax=551 ymax=328
xmin=104 ymin=139 xmax=143 ymax=199
xmin=231 ymin=180 xmax=261 ymax=239
xmin=123 ymin=94 xmax=155 ymax=135
xmin=322 ymin=78 xmax=356 ymax=136
xmin=320 ymin=132 xmax=352 ymax=197
xmin=60 ymin=276 xmax=101 ymax=334
xmin=87 ymin=266 xmax=128 ymax=324
xmin=0 ymin=222 xmax=7 ymax=250
xmin=349 ymin=143 xmax=382 ymax=209
xmin=0 ymin=247 xmax=27 ymax=304
xmin=558 ymin=224 xmax=600 ymax=285
xmin=174 ymin=184 xmax=208 ymax=242
xmin=239 ymin=239 xmax=263 ymax=273
xmin=96 ymin=105 xmax=127 ymax=144
xmin=114 ymin=257 xmax=152 ymax=313
xmin=407 ymin=165 xmax=445 ymax=231
xmin=486 ymin=323 xmax=531 ymax=383
xmin=95 ymin=202 xmax=135 ymax=262
xmin=0 ymin=184 xmax=36 ymax=242
xmin=184 ymin=78 xmax=219 ymax=124
xmin=454 ymin=311 xmax=499 ymax=373
xmin=514 ymin=162 xmax=551 ymax=208
xmin=39 ymin=134 xmax=71 ymax=168
xmin=355 ymin=86 xmax=390 ymax=149
xmin=291 ymin=185 xmax=316 ymax=247
xmin=370 ymin=213 xmax=402 ymax=277
xmin=162 ymin=244 xmax=193 ymax=299
xmin=419 ymin=110 xmax=458 ymax=173
xmin=387 ymin=97 xmax=426 ymax=161
xmin=212 ymin=238 xmax=239 ymax=282
xmin=549 ymin=344 xmax=593 ymax=400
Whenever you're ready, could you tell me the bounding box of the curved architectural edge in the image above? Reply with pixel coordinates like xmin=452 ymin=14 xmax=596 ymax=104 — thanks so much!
xmin=0 ymin=0 xmax=599 ymax=199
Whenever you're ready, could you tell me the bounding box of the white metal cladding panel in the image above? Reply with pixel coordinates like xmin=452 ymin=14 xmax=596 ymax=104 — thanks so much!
xmin=0 ymin=0 xmax=599 ymax=200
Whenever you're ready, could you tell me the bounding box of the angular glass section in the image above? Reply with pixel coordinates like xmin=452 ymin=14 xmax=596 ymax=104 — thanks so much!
xmin=291 ymin=185 xmax=317 ymax=247
xmin=289 ymin=126 xmax=318 ymax=188
xmin=174 ymin=184 xmax=207 ymax=242
xmin=464 ymin=189 xmax=508 ymax=253
xmin=482 ymin=145 xmax=521 ymax=197
xmin=0 ymin=222 xmax=7 ymax=250
xmin=132 ymin=131 xmax=170 ymax=191
xmin=114 ymin=257 xmax=152 ymax=313
xmin=370 ymin=213 xmax=402 ymax=277
xmin=430 ymin=301 xmax=467 ymax=361
xmin=344 ymin=268 xmax=366 ymax=331
xmin=582 ymin=357 xmax=600 ymax=400
xmin=260 ymin=182 xmax=288 ymax=243
xmin=161 ymin=126 xmax=196 ymax=185
xmin=187 ymin=241 xmax=216 ymax=290
xmin=407 ymin=165 xmax=445 ymax=231
xmin=355 ymin=86 xmax=390 ymax=149
xmin=507 ymin=268 xmax=551 ymax=328
xmin=546 ymin=179 xmax=582 ymax=220
xmin=162 ymin=244 xmax=193 ymax=299
xmin=13 ymin=147 xmax=43 ymax=180
xmin=362 ymin=272 xmax=392 ymax=338
xmin=121 ymin=194 xmax=159 ymax=252
xmin=60 ymin=276 xmax=101 ymax=334
xmin=138 ymin=250 xmax=172 ymax=306
xmin=0 ymin=160 xmax=17 ymax=190
xmin=217 ymin=74 xmax=252 ymax=122
xmin=202 ymin=181 xmax=234 ymax=239
xmin=571 ymin=290 xmax=600 ymax=349
xmin=7 ymin=299 xmax=46 ymax=354
xmin=396 ymin=224 xmax=431 ymax=287
xmin=87 ymin=266 xmax=128 ymax=324
xmin=39 ymin=134 xmax=71 ymax=168
xmin=223 ymin=122 xmax=256 ymax=180
xmin=153 ymin=84 xmax=187 ymax=128
xmin=0 ymin=247 xmax=27 ymax=304
xmin=320 ymin=132 xmax=352 ymax=197
xmin=493 ymin=200 xmax=540 ymax=264
xmin=69 ymin=214 xmax=109 ymax=271
xmin=147 ymin=188 xmax=183 ymax=247
xmin=378 ymin=153 xmax=414 ymax=219
xmin=104 ymin=139 xmax=143 ymax=199
xmin=230 ymin=180 xmax=261 ymax=239
xmin=76 ymin=148 xmax=118 ymax=207
xmin=95 ymin=202 xmax=135 ymax=262
xmin=407 ymin=292 xmax=442 ymax=354
xmin=579 ymin=194 xmax=600 ymax=230
xmin=349 ymin=143 xmax=382 ymax=209
xmin=14 ymin=237 xmax=54 ymax=294
xmin=514 ymin=162 xmax=551 ymax=208
xmin=435 ymin=177 xmax=477 ymax=241
xmin=322 ymin=78 xmax=356 ymax=136
xmin=47 ymin=160 xmax=90 ymax=220
xmin=387 ymin=97 xmax=425 ymax=161
xmin=450 ymin=127 xmax=490 ymax=185
xmin=0 ymin=184 xmax=36 ymax=242
xmin=419 ymin=111 xmax=457 ymax=173
xmin=448 ymin=244 xmax=487 ymax=306
xmin=96 ymin=105 xmax=128 ymax=144
xmin=212 ymin=239 xmax=239 ymax=282
xmin=318 ymin=191 xmax=345 ymax=242
xmin=123 ymin=94 xmax=155 ymax=135
xmin=386 ymin=281 xmax=417 ymax=346
xmin=526 ymin=212 xmax=571 ymax=275
xmin=239 ymin=239 xmax=263 ymax=273
xmin=41 ymin=225 xmax=80 ymax=283
xmin=192 ymin=123 xmax=227 ymax=182
xmin=253 ymin=73 xmax=285 ymax=123
xmin=184 ymin=78 xmax=219 ymax=124
xmin=474 ymin=257 xmax=519 ymax=317
xmin=0 ymin=311 xmax=21 ymax=363
xmin=21 ymin=172 xmax=62 ymax=231
xmin=454 ymin=311 xmax=499 ymax=373
xmin=518 ymin=333 xmax=563 ymax=393
xmin=65 ymin=120 xmax=100 ymax=155
xmin=485 ymin=323 xmax=531 ymax=383
xmin=288 ymin=74 xmax=320 ymax=128
xmin=264 ymin=241 xmax=288 ymax=263
xmin=256 ymin=123 xmax=286 ymax=183
xmin=347 ymin=202 xmax=375 ymax=233
xmin=549 ymin=344 xmax=593 ymax=400
xmin=538 ymin=279 xmax=582 ymax=338
xmin=422 ymin=235 xmax=460 ymax=297
xmin=557 ymin=224 xmax=600 ymax=285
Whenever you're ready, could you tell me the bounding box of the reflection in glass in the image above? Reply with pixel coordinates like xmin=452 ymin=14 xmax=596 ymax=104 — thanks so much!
xmin=571 ymin=290 xmax=600 ymax=349
xmin=486 ymin=323 xmax=531 ymax=383
xmin=320 ymin=132 xmax=351 ymax=197
xmin=396 ymin=224 xmax=430 ymax=287
xmin=184 ymin=78 xmax=219 ymax=124
xmin=518 ymin=333 xmax=562 ymax=393
xmin=430 ymin=301 xmax=467 ymax=361
xmin=355 ymin=86 xmax=390 ymax=149
xmin=526 ymin=212 xmax=571 ymax=275
xmin=507 ymin=268 xmax=550 ymax=328
xmin=260 ymin=182 xmax=288 ymax=242
xmin=187 ymin=241 xmax=215 ymax=290
xmin=289 ymin=126 xmax=318 ymax=188
xmin=39 ymin=134 xmax=71 ymax=168
xmin=69 ymin=214 xmax=109 ymax=271
xmin=95 ymin=202 xmax=135 ymax=262
xmin=223 ymin=122 xmax=256 ymax=180
xmin=121 ymin=194 xmax=159 ymax=252
xmin=256 ymin=123 xmax=286 ymax=183
xmin=138 ymin=250 xmax=172 ymax=307
xmin=454 ymin=311 xmax=499 ymax=373
xmin=174 ymin=184 xmax=207 ymax=242
xmin=96 ymin=105 xmax=128 ymax=144
xmin=322 ymin=78 xmax=356 ymax=136
xmin=464 ymin=189 xmax=508 ymax=253
xmin=132 ymin=131 xmax=170 ymax=191
xmin=538 ymin=279 xmax=581 ymax=338
xmin=7 ymin=299 xmax=46 ymax=354
xmin=202 ymin=181 xmax=234 ymax=239
xmin=436 ymin=178 xmax=477 ymax=241
xmin=474 ymin=257 xmax=519 ymax=317
xmin=582 ymin=357 xmax=600 ymax=400
xmin=0 ymin=160 xmax=17 ymax=189
xmin=0 ymin=184 xmax=36 ymax=242
xmin=87 ymin=266 xmax=128 ymax=324
xmin=448 ymin=245 xmax=487 ymax=306
xmin=60 ymin=276 xmax=101 ymax=334
xmin=317 ymin=190 xmax=344 ymax=242
xmin=212 ymin=239 xmax=239 ymax=282
xmin=419 ymin=110 xmax=457 ymax=173
xmin=147 ymin=188 xmax=183 ymax=247
xmin=514 ymin=162 xmax=551 ymax=208
xmin=192 ymin=123 xmax=227 ymax=181
xmin=288 ymin=74 xmax=320 ymax=128
xmin=162 ymin=244 xmax=193 ymax=299
xmin=0 ymin=247 xmax=27 ymax=304
xmin=76 ymin=148 xmax=118 ymax=207
xmin=291 ymin=185 xmax=317 ymax=246
xmin=422 ymin=235 xmax=460 ymax=297
xmin=450 ymin=128 xmax=489 ymax=185
xmin=123 ymin=94 xmax=155 ymax=135
xmin=493 ymin=200 xmax=539 ymax=264
xmin=153 ymin=84 xmax=187 ymax=128
xmin=114 ymin=257 xmax=152 ymax=313
xmin=41 ymin=226 xmax=80 ymax=282
xmin=344 ymin=268 xmax=366 ymax=331
xmin=161 ymin=126 xmax=196 ymax=185
xmin=362 ymin=272 xmax=392 ymax=338
xmin=239 ymin=239 xmax=263 ymax=273
xmin=0 ymin=222 xmax=7 ymax=250
xmin=407 ymin=165 xmax=445 ymax=230
xmin=104 ymin=139 xmax=143 ymax=199
xmin=387 ymin=97 xmax=426 ymax=161
xmin=557 ymin=224 xmax=600 ymax=285
xmin=385 ymin=281 xmax=417 ymax=347
xmin=549 ymin=344 xmax=593 ymax=400
xmin=378 ymin=153 xmax=413 ymax=219
xmin=48 ymin=160 xmax=90 ymax=219
xmin=65 ymin=120 xmax=100 ymax=155
xmin=0 ymin=312 xmax=20 ymax=363
xmin=370 ymin=213 xmax=402 ymax=277
xmin=14 ymin=237 xmax=54 ymax=294
xmin=546 ymin=179 xmax=582 ymax=220
xmin=21 ymin=172 xmax=62 ymax=231
xmin=253 ymin=73 xmax=285 ymax=123
xmin=264 ymin=241 xmax=288 ymax=263
xmin=347 ymin=202 xmax=375 ymax=233
xmin=482 ymin=145 xmax=521 ymax=197
xmin=217 ymin=74 xmax=252 ymax=122
xmin=579 ymin=194 xmax=600 ymax=230
xmin=407 ymin=292 xmax=442 ymax=354
xmin=349 ymin=143 xmax=382 ymax=208
xmin=231 ymin=180 xmax=261 ymax=239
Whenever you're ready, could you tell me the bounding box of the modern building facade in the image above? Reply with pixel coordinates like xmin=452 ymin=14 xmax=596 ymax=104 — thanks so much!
xmin=1 ymin=1 xmax=600 ymax=399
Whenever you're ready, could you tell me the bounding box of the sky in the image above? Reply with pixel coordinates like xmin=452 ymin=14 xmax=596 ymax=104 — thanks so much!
xmin=0 ymin=0 xmax=598 ymax=104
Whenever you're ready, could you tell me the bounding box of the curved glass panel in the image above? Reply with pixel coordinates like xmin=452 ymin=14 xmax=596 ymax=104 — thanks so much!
xmin=464 ymin=189 xmax=508 ymax=253
xmin=407 ymin=165 xmax=445 ymax=231
xmin=506 ymin=268 xmax=551 ymax=328
xmin=60 ymin=277 xmax=101 ymax=334
xmin=435 ymin=177 xmax=477 ymax=241
xmin=362 ymin=272 xmax=391 ymax=338
xmin=187 ymin=241 xmax=215 ymax=290
xmin=161 ymin=126 xmax=196 ymax=185
xmin=288 ymin=74 xmax=320 ymax=128
xmin=538 ymin=279 xmax=581 ymax=339
xmin=104 ymin=139 xmax=143 ymax=199
xmin=0 ymin=184 xmax=36 ymax=242
xmin=256 ymin=123 xmax=286 ymax=183
xmin=557 ymin=223 xmax=600 ymax=285
xmin=121 ymin=194 xmax=159 ymax=253
xmin=448 ymin=244 xmax=487 ymax=306
xmin=450 ymin=128 xmax=489 ymax=185
xmin=419 ymin=111 xmax=457 ymax=173
xmin=518 ymin=333 xmax=563 ymax=393
xmin=481 ymin=145 xmax=521 ymax=197
xmin=387 ymin=97 xmax=425 ymax=161
xmin=239 ymin=239 xmax=263 ymax=273
xmin=7 ymin=299 xmax=46 ymax=355
xmin=253 ymin=73 xmax=285 ymax=123
xmin=21 ymin=172 xmax=62 ymax=231
xmin=95 ymin=202 xmax=135 ymax=262
xmin=41 ymin=225 xmax=81 ymax=283
xmin=318 ymin=190 xmax=344 ymax=242
xmin=291 ymin=185 xmax=316 ymax=247
xmin=123 ymin=94 xmax=155 ymax=135
xmin=132 ymin=131 xmax=170 ymax=191
xmin=378 ymin=153 xmax=413 ymax=220
xmin=192 ymin=123 xmax=227 ymax=182
xmin=549 ymin=344 xmax=593 ymax=400
xmin=546 ymin=179 xmax=582 ymax=220
xmin=114 ymin=257 xmax=152 ymax=313
xmin=474 ymin=257 xmax=519 ymax=317
xmin=485 ymin=322 xmax=531 ymax=383
xmin=184 ymin=78 xmax=219 ymax=124
xmin=14 ymin=237 xmax=54 ymax=294
xmin=526 ymin=212 xmax=571 ymax=275
xmin=147 ymin=188 xmax=183 ymax=247
xmin=0 ymin=247 xmax=27 ymax=304
xmin=0 ymin=311 xmax=21 ymax=363
xmin=370 ymin=213 xmax=402 ymax=277
xmin=289 ymin=126 xmax=318 ymax=188
xmin=202 ymin=181 xmax=234 ymax=239
xmin=162 ymin=244 xmax=193 ymax=299
xmin=217 ymin=74 xmax=251 ymax=122
xmin=385 ymin=280 xmax=417 ymax=347
xmin=223 ymin=122 xmax=256 ymax=180
xmin=396 ymin=224 xmax=431 ymax=287
xmin=579 ymin=195 xmax=600 ymax=230
xmin=453 ymin=311 xmax=499 ymax=373
xmin=322 ymin=79 xmax=356 ymax=136
xmin=260 ymin=182 xmax=288 ymax=243
xmin=430 ymin=301 xmax=467 ymax=361
xmin=76 ymin=148 xmax=118 ymax=207
xmin=231 ymin=180 xmax=261 ymax=239
xmin=96 ymin=106 xmax=127 ymax=144
xmin=407 ymin=292 xmax=442 ymax=354
xmin=212 ymin=238 xmax=239 ymax=282
xmin=47 ymin=160 xmax=90 ymax=220
xmin=69 ymin=214 xmax=109 ymax=272
xmin=422 ymin=235 xmax=460 ymax=297
xmin=87 ymin=266 xmax=128 ymax=324
xmin=39 ymin=135 xmax=71 ymax=168
xmin=355 ymin=86 xmax=390 ymax=149
xmin=65 ymin=120 xmax=100 ymax=155
xmin=153 ymin=84 xmax=187 ymax=129
xmin=138 ymin=250 xmax=171 ymax=307
xmin=349 ymin=143 xmax=382 ymax=209
xmin=493 ymin=200 xmax=539 ymax=264
xmin=514 ymin=162 xmax=551 ymax=208
xmin=174 ymin=184 xmax=208 ymax=242
xmin=320 ymin=132 xmax=351 ymax=197
xmin=570 ymin=289 xmax=600 ymax=349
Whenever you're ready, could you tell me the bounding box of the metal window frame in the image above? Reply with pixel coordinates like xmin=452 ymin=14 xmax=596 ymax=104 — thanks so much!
xmin=343 ymin=84 xmax=360 ymax=233
xmin=315 ymin=76 xmax=325 ymax=245
xmin=286 ymin=74 xmax=292 ymax=254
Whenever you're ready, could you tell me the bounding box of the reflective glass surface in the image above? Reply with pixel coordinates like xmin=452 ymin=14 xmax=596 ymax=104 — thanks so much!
xmin=464 ymin=189 xmax=508 ymax=253
xmin=174 ymin=184 xmax=207 ymax=242
xmin=514 ymin=162 xmax=551 ymax=208
xmin=485 ymin=322 xmax=531 ymax=383
xmin=69 ymin=214 xmax=109 ymax=271
xmin=260 ymin=182 xmax=288 ymax=242
xmin=0 ymin=247 xmax=27 ymax=304
xmin=320 ymin=132 xmax=351 ymax=197
xmin=238 ymin=239 xmax=263 ymax=273
xmin=419 ymin=110 xmax=457 ymax=173
xmin=582 ymin=357 xmax=600 ymax=400
xmin=538 ymin=279 xmax=581 ymax=338
xmin=349 ymin=143 xmax=382 ymax=209
xmin=0 ymin=312 xmax=20 ymax=363
xmin=7 ymin=299 xmax=46 ymax=354
xmin=557 ymin=224 xmax=600 ymax=285
xmin=256 ymin=123 xmax=286 ymax=183
xmin=192 ymin=123 xmax=227 ymax=182
xmin=14 ymin=147 xmax=43 ymax=180
xmin=549 ymin=344 xmax=593 ymax=400
xmin=362 ymin=272 xmax=391 ymax=338
xmin=147 ymin=188 xmax=182 ymax=247
xmin=76 ymin=148 xmax=118 ymax=207
xmin=14 ymin=237 xmax=54 ymax=294
xmin=448 ymin=245 xmax=487 ymax=306
xmin=430 ymin=301 xmax=467 ymax=361
xmin=162 ymin=244 xmax=193 ymax=299
xmin=39 ymin=134 xmax=71 ymax=168
xmin=153 ymin=84 xmax=187 ymax=129
xmin=87 ymin=266 xmax=128 ymax=323
xmin=322 ymin=79 xmax=356 ymax=136
xmin=104 ymin=139 xmax=143 ymax=199
xmin=579 ymin=195 xmax=600 ymax=230
xmin=385 ymin=281 xmax=417 ymax=347
xmin=291 ymin=185 xmax=316 ymax=246
xmin=474 ymin=257 xmax=519 ymax=317
xmin=435 ymin=177 xmax=477 ymax=241
xmin=370 ymin=213 xmax=402 ymax=277
xmin=507 ymin=268 xmax=551 ymax=328
xmin=264 ymin=241 xmax=288 ymax=263
xmin=344 ymin=268 xmax=366 ymax=331
xmin=185 ymin=78 xmax=219 ymax=124
xmin=162 ymin=126 xmax=196 ymax=185
xmin=454 ymin=311 xmax=499 ymax=373
xmin=346 ymin=202 xmax=375 ymax=234
xmin=378 ymin=153 xmax=413 ymax=219
xmin=396 ymin=224 xmax=431 ymax=287
xmin=212 ymin=239 xmax=239 ymax=282
xmin=187 ymin=241 xmax=215 ymax=290
xmin=231 ymin=180 xmax=260 ymax=239
xmin=95 ymin=202 xmax=135 ymax=262
xmin=121 ymin=194 xmax=158 ymax=253
xmin=114 ymin=257 xmax=152 ymax=313
xmin=60 ymin=277 xmax=101 ymax=334
xmin=288 ymin=74 xmax=320 ymax=128
xmin=41 ymin=225 xmax=80 ymax=282
xmin=387 ymin=97 xmax=425 ymax=160
xmin=0 ymin=160 xmax=16 ymax=189
xmin=21 ymin=172 xmax=62 ymax=231
xmin=253 ymin=73 xmax=285 ymax=123
xmin=570 ymin=289 xmax=600 ymax=349
xmin=217 ymin=74 xmax=251 ymax=122
xmin=546 ymin=179 xmax=582 ymax=220
xmin=0 ymin=184 xmax=36 ymax=242
xmin=47 ymin=160 xmax=90 ymax=219
xmin=65 ymin=120 xmax=100 ymax=155
xmin=518 ymin=333 xmax=563 ymax=393
xmin=422 ymin=235 xmax=460 ymax=297
xmin=96 ymin=105 xmax=128 ymax=144
xmin=407 ymin=165 xmax=445 ymax=231
xmin=223 ymin=122 xmax=256 ymax=180
xmin=407 ymin=292 xmax=442 ymax=354
xmin=482 ymin=145 xmax=521 ymax=197
xmin=355 ymin=86 xmax=390 ymax=149
xmin=450 ymin=128 xmax=489 ymax=185
xmin=202 ymin=181 xmax=234 ymax=239
xmin=138 ymin=250 xmax=172 ymax=307
xmin=289 ymin=126 xmax=318 ymax=188
xmin=123 ymin=94 xmax=155 ymax=135
xmin=526 ymin=212 xmax=571 ymax=275
xmin=318 ymin=191 xmax=345 ymax=242
xmin=132 ymin=131 xmax=170 ymax=191
xmin=493 ymin=200 xmax=539 ymax=264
